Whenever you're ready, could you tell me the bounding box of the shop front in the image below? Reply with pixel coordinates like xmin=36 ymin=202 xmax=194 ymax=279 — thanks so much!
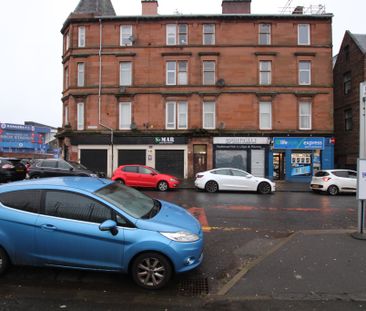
xmin=114 ymin=136 xmax=188 ymax=179
xmin=271 ymin=137 xmax=334 ymax=182
xmin=213 ymin=137 xmax=271 ymax=177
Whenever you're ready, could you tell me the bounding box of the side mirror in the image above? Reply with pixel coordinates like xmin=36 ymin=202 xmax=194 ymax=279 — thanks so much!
xmin=150 ymin=172 xmax=157 ymax=176
xmin=69 ymin=167 xmax=74 ymax=171
xmin=247 ymin=174 xmax=253 ymax=178
xmin=99 ymin=220 xmax=118 ymax=236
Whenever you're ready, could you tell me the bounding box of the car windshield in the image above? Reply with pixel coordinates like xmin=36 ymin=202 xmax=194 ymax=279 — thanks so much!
xmin=69 ymin=161 xmax=88 ymax=170
xmin=94 ymin=182 xmax=158 ymax=219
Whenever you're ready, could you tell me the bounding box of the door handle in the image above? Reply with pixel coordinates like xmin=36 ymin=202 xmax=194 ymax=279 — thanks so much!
xmin=41 ymin=224 xmax=57 ymax=231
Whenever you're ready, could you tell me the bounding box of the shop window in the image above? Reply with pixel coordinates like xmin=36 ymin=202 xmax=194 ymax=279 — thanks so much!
xmin=291 ymin=152 xmax=312 ymax=176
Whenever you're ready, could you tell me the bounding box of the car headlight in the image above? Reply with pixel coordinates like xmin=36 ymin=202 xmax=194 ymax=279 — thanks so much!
xmin=160 ymin=231 xmax=199 ymax=242
xmin=169 ymin=178 xmax=177 ymax=182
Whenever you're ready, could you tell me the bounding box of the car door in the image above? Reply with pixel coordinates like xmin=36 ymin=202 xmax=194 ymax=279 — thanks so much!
xmin=56 ymin=160 xmax=74 ymax=177
xmin=230 ymin=169 xmax=256 ymax=191
xmin=0 ymin=190 xmax=41 ymax=265
xmin=122 ymin=166 xmax=139 ymax=186
xmin=213 ymin=169 xmax=236 ymax=190
xmin=346 ymin=170 xmax=357 ymax=191
xmin=38 ymin=160 xmax=58 ymax=177
xmin=332 ymin=170 xmax=354 ymax=192
xmin=138 ymin=166 xmax=156 ymax=187
xmin=34 ymin=190 xmax=124 ymax=270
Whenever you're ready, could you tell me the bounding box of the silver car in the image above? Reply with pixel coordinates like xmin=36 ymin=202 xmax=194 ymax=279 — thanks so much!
xmin=310 ymin=169 xmax=357 ymax=195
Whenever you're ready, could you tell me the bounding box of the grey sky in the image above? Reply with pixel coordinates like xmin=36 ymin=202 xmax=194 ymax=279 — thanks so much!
xmin=0 ymin=0 xmax=364 ymax=128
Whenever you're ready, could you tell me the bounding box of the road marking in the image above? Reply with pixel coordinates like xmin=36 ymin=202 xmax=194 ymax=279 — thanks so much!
xmin=216 ymin=232 xmax=297 ymax=296
xmin=213 ymin=205 xmax=355 ymax=213
xmin=188 ymin=207 xmax=210 ymax=231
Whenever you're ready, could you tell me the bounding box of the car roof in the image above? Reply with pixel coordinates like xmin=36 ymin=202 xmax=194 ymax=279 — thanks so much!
xmin=0 ymin=177 xmax=113 ymax=193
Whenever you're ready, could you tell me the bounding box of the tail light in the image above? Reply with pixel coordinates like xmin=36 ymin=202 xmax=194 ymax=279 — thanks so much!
xmin=196 ymin=174 xmax=204 ymax=178
xmin=322 ymin=177 xmax=331 ymax=182
xmin=2 ymin=164 xmax=14 ymax=169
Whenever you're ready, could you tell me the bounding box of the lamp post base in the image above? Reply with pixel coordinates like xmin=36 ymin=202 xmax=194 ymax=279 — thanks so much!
xmin=351 ymin=232 xmax=366 ymax=240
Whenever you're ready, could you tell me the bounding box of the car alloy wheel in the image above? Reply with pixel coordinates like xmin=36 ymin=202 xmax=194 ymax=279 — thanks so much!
xmin=157 ymin=181 xmax=168 ymax=192
xmin=258 ymin=182 xmax=271 ymax=194
xmin=327 ymin=185 xmax=339 ymax=196
xmin=205 ymin=181 xmax=218 ymax=193
xmin=0 ymin=248 xmax=9 ymax=275
xmin=132 ymin=252 xmax=172 ymax=289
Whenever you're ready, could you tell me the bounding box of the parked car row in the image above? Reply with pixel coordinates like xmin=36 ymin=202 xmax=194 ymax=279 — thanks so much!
xmin=0 ymin=157 xmax=359 ymax=196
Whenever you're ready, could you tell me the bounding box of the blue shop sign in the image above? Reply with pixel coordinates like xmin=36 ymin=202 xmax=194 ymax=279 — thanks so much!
xmin=273 ymin=137 xmax=325 ymax=150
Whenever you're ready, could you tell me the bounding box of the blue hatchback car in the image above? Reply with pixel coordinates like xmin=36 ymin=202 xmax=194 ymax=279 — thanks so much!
xmin=0 ymin=177 xmax=203 ymax=289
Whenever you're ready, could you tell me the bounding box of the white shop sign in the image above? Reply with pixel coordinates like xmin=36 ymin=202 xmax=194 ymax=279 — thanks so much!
xmin=213 ymin=137 xmax=270 ymax=145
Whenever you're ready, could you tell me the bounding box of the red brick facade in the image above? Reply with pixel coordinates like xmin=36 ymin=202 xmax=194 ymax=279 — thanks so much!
xmin=333 ymin=31 xmax=366 ymax=169
xmin=58 ymin=1 xmax=333 ymax=179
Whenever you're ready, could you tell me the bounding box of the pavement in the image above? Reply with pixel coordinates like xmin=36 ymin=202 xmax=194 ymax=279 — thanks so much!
xmin=179 ymin=179 xmax=366 ymax=308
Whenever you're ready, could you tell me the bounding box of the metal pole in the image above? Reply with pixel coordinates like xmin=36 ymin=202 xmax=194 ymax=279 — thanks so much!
xmin=353 ymin=82 xmax=366 ymax=239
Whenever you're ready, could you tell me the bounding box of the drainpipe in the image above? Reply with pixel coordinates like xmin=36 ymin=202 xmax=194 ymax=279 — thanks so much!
xmin=98 ymin=18 xmax=114 ymax=177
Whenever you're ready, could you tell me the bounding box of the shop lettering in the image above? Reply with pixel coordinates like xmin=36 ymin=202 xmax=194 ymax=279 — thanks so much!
xmin=303 ymin=141 xmax=323 ymax=146
xmin=155 ymin=137 xmax=175 ymax=144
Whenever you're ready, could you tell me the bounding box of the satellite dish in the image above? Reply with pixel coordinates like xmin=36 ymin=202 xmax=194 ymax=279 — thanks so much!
xmin=129 ymin=35 xmax=136 ymax=43
xmin=216 ymin=79 xmax=225 ymax=87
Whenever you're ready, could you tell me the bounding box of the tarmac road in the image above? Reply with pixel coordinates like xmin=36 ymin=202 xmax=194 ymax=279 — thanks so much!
xmin=0 ymin=189 xmax=361 ymax=310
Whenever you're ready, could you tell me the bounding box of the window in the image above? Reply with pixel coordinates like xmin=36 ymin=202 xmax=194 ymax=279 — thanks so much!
xmin=166 ymin=24 xmax=188 ymax=45
xmin=64 ymin=106 xmax=69 ymax=125
xmin=64 ymin=67 xmax=69 ymax=89
xmin=120 ymin=62 xmax=132 ymax=86
xmin=65 ymin=32 xmax=70 ymax=51
xmin=39 ymin=159 xmax=57 ymax=168
xmin=77 ymin=63 xmax=85 ymax=87
xmin=299 ymin=102 xmax=312 ymax=130
xmin=0 ymin=190 xmax=41 ymax=213
xmin=343 ymin=72 xmax=351 ymax=95
xmin=298 ymin=24 xmax=310 ymax=45
xmin=44 ymin=191 xmax=112 ymax=224
xmin=166 ymin=101 xmax=188 ymax=129
xmin=231 ymin=169 xmax=249 ymax=177
xmin=119 ymin=102 xmax=132 ymax=130
xmin=203 ymin=61 xmax=216 ymax=85
xmin=299 ymin=61 xmax=311 ymax=85
xmin=78 ymin=26 xmax=86 ymax=47
xmin=77 ymin=102 xmax=84 ymax=130
xmin=203 ymin=24 xmax=215 ymax=45
xmin=166 ymin=24 xmax=176 ymax=45
xmin=123 ymin=166 xmax=138 ymax=173
xmin=345 ymin=109 xmax=353 ymax=131
xmin=259 ymin=61 xmax=272 ymax=85
xmin=344 ymin=45 xmax=350 ymax=61
xmin=259 ymin=24 xmax=271 ymax=45
xmin=166 ymin=61 xmax=188 ymax=85
xmin=178 ymin=24 xmax=188 ymax=45
xmin=203 ymin=102 xmax=216 ymax=129
xmin=259 ymin=101 xmax=272 ymax=129
xmin=120 ymin=25 xmax=133 ymax=46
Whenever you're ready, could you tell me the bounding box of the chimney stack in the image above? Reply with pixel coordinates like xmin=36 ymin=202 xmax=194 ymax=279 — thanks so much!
xmin=142 ymin=0 xmax=158 ymax=16
xmin=222 ymin=0 xmax=251 ymax=14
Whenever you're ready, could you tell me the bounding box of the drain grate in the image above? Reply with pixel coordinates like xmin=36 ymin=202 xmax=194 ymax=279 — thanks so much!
xmin=177 ymin=278 xmax=209 ymax=296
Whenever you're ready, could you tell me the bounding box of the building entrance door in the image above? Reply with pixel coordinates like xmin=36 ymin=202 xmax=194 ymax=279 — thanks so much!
xmin=273 ymin=152 xmax=285 ymax=180
xmin=193 ymin=145 xmax=207 ymax=176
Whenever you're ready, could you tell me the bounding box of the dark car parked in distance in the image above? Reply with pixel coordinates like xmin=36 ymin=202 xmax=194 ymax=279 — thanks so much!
xmin=0 ymin=158 xmax=27 ymax=183
xmin=28 ymin=158 xmax=102 ymax=179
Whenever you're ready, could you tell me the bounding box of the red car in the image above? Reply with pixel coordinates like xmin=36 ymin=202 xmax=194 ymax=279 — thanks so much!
xmin=111 ymin=164 xmax=180 ymax=191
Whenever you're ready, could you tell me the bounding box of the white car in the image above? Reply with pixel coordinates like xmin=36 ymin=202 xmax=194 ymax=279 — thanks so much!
xmin=310 ymin=169 xmax=357 ymax=195
xmin=194 ymin=168 xmax=275 ymax=194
